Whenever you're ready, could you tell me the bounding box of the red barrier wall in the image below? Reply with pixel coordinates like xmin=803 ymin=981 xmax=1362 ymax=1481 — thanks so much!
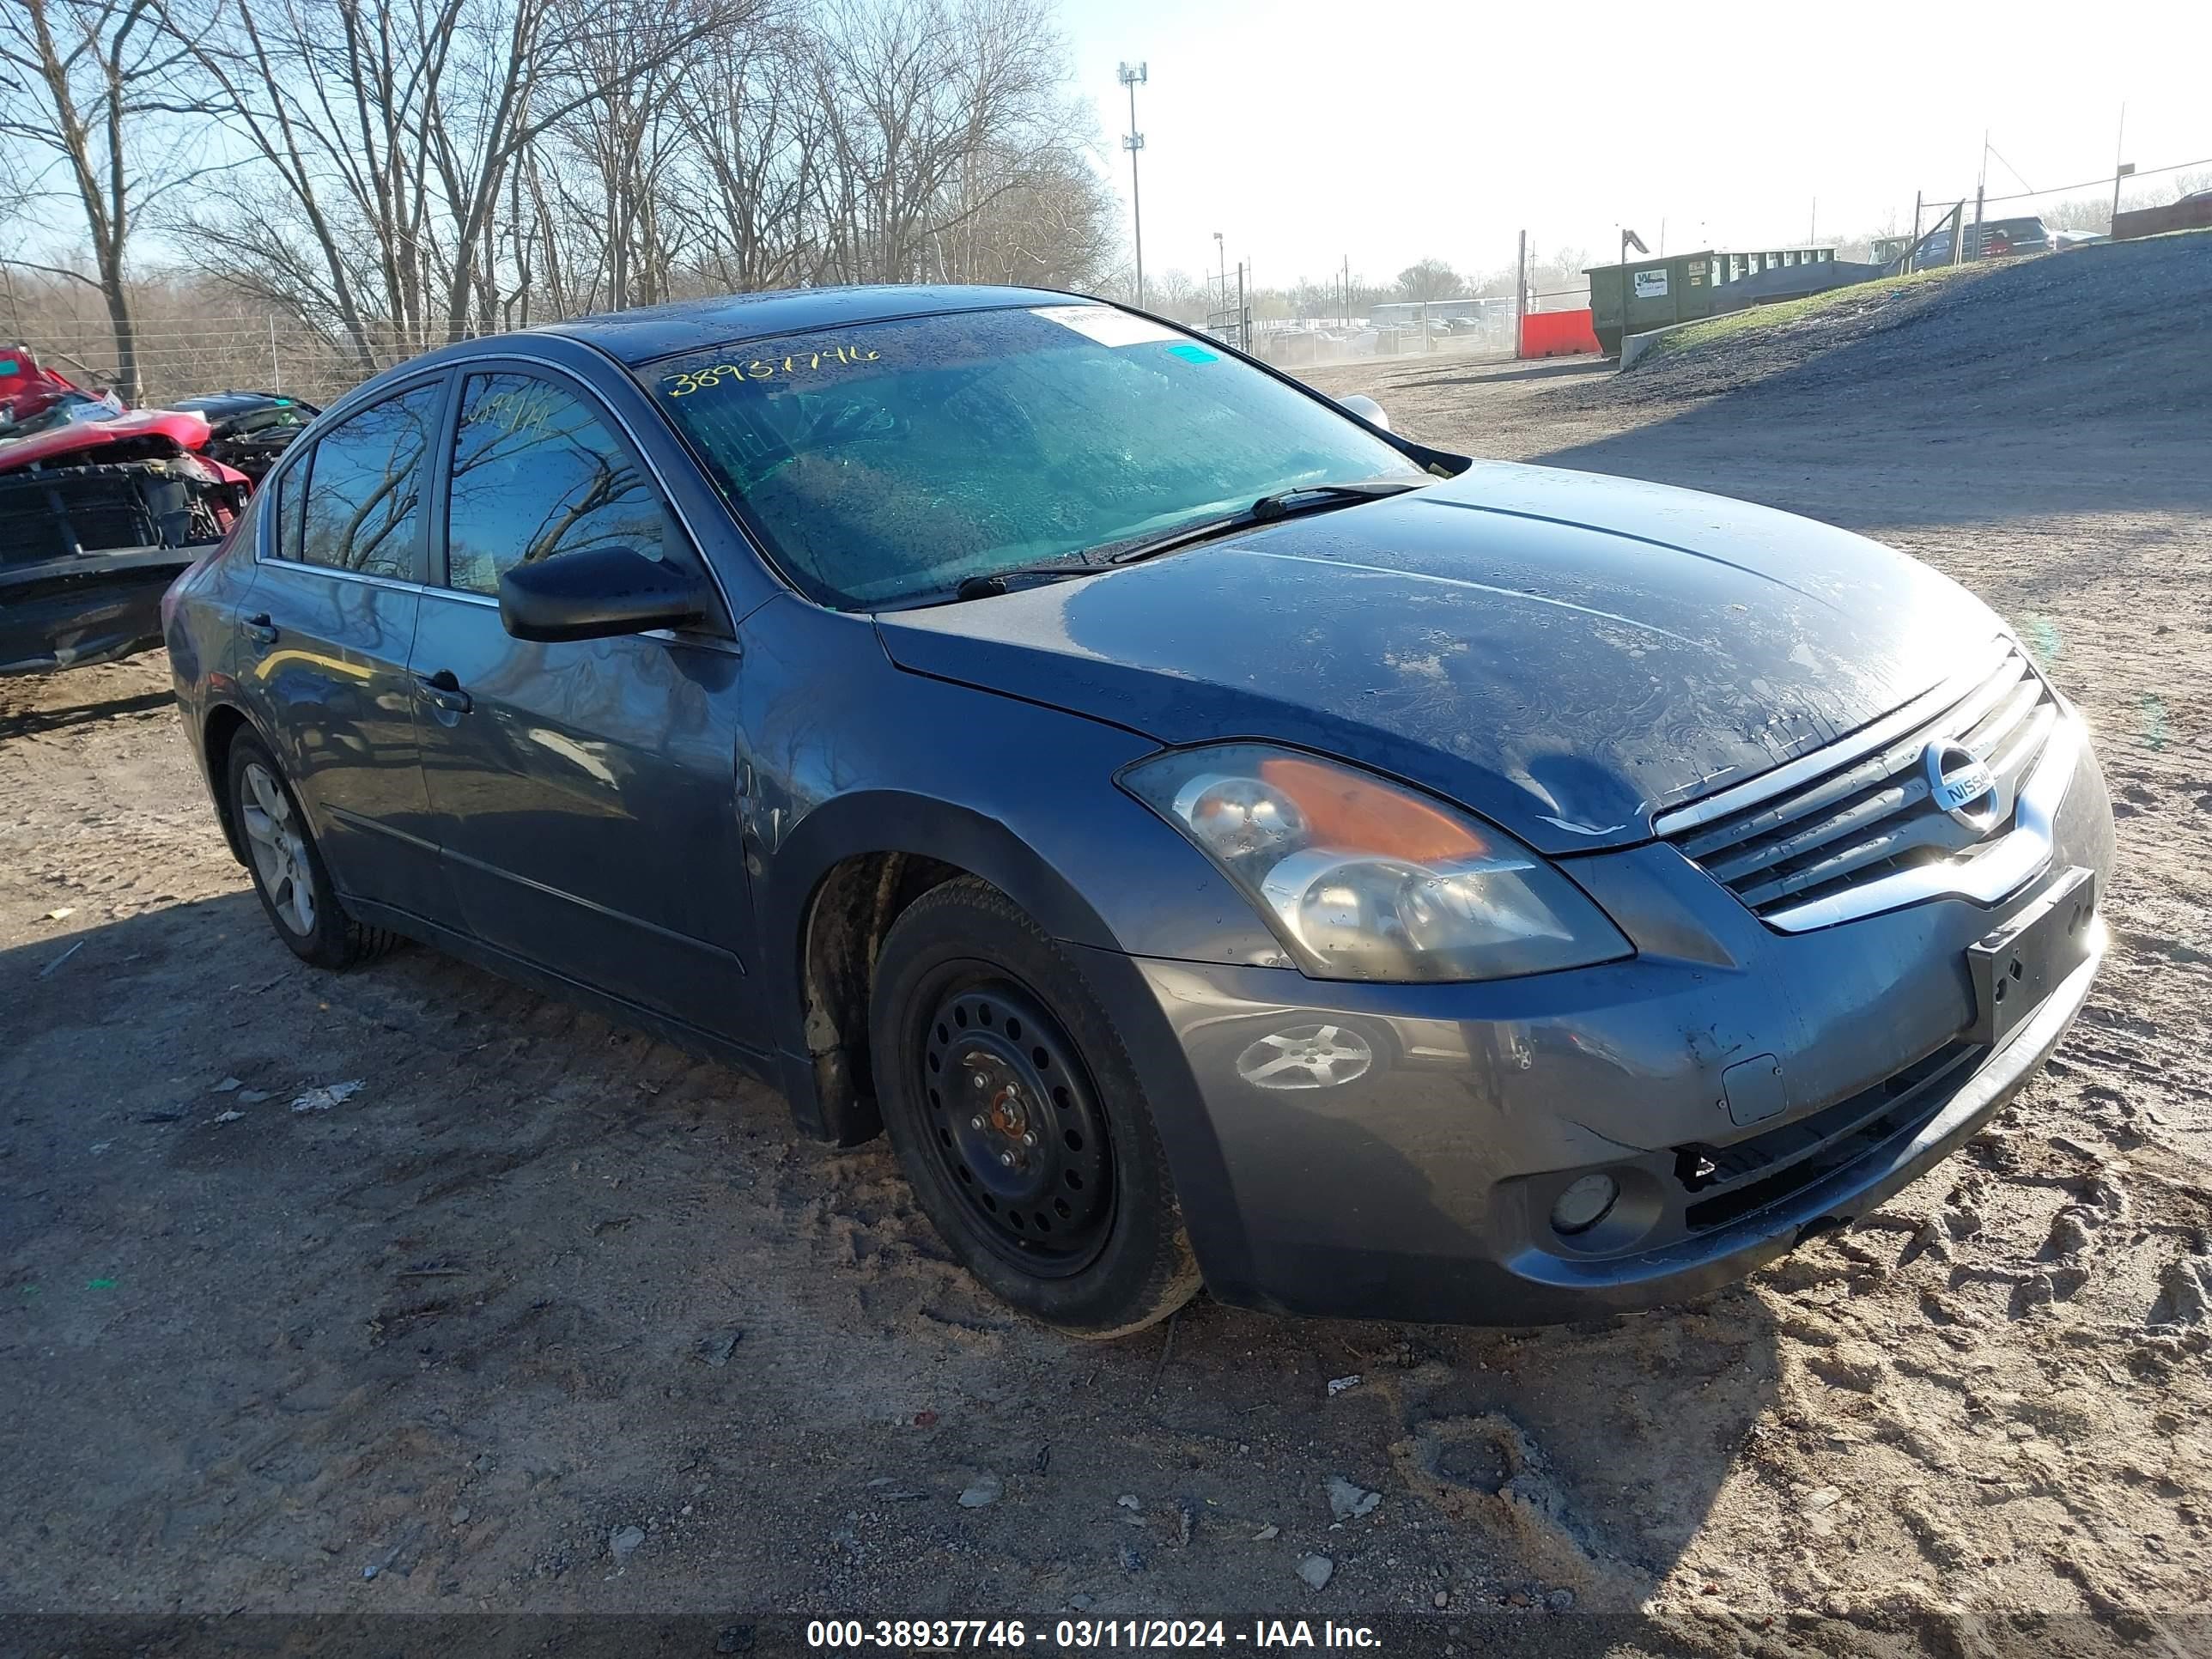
xmin=2112 ymin=198 xmax=2212 ymax=240
xmin=1519 ymin=308 xmax=1601 ymax=358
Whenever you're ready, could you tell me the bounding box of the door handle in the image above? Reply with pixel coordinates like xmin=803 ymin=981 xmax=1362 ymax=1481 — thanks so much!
xmin=414 ymin=670 xmax=472 ymax=714
xmin=240 ymin=611 xmax=278 ymax=645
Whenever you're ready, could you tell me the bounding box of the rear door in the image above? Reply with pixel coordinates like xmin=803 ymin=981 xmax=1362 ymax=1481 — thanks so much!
xmin=238 ymin=376 xmax=450 ymax=923
xmin=406 ymin=362 xmax=757 ymax=1036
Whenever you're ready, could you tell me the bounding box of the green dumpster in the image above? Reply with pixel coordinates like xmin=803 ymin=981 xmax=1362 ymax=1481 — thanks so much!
xmin=1585 ymin=246 xmax=1838 ymax=356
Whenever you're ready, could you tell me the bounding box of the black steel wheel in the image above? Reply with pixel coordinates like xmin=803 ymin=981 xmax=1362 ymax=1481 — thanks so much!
xmin=917 ymin=978 xmax=1115 ymax=1276
xmin=870 ymin=878 xmax=1200 ymax=1337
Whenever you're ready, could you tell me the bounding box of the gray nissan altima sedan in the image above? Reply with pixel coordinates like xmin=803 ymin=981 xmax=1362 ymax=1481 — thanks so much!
xmin=161 ymin=285 xmax=2114 ymax=1336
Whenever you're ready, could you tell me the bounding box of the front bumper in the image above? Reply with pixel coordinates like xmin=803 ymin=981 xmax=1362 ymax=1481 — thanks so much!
xmin=1077 ymin=730 xmax=2115 ymax=1326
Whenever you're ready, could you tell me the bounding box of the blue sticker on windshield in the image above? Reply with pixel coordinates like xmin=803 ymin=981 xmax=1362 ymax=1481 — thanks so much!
xmin=1167 ymin=343 xmax=1218 ymax=364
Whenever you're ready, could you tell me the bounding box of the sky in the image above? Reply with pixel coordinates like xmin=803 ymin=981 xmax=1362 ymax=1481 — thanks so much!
xmin=1060 ymin=0 xmax=2212 ymax=295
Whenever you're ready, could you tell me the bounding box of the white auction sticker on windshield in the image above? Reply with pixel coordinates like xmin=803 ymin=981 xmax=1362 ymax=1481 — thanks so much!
xmin=1031 ymin=305 xmax=1182 ymax=348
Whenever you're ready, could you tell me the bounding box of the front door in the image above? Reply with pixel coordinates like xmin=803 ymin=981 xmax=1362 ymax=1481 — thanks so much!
xmin=236 ymin=377 xmax=448 ymax=922
xmin=408 ymin=365 xmax=757 ymax=1040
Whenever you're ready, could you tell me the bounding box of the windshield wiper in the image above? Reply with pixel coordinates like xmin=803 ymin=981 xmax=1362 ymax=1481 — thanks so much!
xmin=1103 ymin=480 xmax=1420 ymax=567
xmin=917 ymin=480 xmax=1419 ymax=605
xmin=950 ymin=558 xmax=1096 ymax=602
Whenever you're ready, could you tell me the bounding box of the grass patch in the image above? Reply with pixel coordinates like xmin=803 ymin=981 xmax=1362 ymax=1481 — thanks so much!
xmin=1637 ymin=263 xmax=1987 ymax=366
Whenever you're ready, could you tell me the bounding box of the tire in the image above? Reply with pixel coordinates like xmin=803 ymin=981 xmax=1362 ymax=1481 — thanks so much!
xmin=869 ymin=878 xmax=1200 ymax=1339
xmin=227 ymin=732 xmax=401 ymax=970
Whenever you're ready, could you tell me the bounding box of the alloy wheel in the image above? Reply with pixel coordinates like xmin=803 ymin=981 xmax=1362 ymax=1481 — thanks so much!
xmin=239 ymin=761 xmax=317 ymax=936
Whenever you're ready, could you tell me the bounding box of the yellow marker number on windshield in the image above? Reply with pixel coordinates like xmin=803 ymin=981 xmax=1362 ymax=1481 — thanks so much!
xmin=662 ymin=344 xmax=882 ymax=398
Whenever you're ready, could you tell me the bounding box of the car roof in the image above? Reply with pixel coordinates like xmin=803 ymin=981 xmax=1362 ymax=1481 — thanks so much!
xmin=535 ymin=284 xmax=1090 ymax=368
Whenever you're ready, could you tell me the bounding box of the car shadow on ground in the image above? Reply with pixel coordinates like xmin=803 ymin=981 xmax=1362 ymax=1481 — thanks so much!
xmin=1392 ymin=357 xmax=1610 ymax=392
xmin=2 ymin=890 xmax=1783 ymax=1610
xmin=1532 ymin=398 xmax=2212 ymax=531
xmin=0 ymin=684 xmax=173 ymax=740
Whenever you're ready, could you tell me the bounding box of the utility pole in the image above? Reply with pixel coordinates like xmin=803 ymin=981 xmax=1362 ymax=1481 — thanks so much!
xmin=1515 ymin=229 xmax=1528 ymax=360
xmin=1972 ymin=130 xmax=1988 ymax=258
xmin=1117 ymin=64 xmax=1148 ymax=307
xmin=1213 ymin=231 xmax=1225 ymax=313
xmin=2111 ymin=102 xmax=2131 ymax=235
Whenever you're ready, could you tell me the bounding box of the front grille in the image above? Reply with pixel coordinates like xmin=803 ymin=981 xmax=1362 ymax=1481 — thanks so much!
xmin=1665 ymin=641 xmax=2059 ymax=919
xmin=1676 ymin=1039 xmax=1981 ymax=1233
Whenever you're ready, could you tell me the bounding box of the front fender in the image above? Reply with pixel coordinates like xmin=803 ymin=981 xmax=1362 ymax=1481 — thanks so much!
xmin=735 ymin=594 xmax=1289 ymax=1138
xmin=766 ymin=787 xmax=1125 ymax=974
xmin=740 ymin=599 xmax=1286 ymax=1012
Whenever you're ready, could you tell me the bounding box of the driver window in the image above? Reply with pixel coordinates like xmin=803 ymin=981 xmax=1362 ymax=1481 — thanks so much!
xmin=445 ymin=372 xmax=663 ymax=598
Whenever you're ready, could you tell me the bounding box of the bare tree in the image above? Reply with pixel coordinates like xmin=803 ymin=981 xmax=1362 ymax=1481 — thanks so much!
xmin=170 ymin=0 xmax=753 ymax=370
xmin=928 ymin=105 xmax=1113 ymax=289
xmin=808 ymin=0 xmax=1066 ymax=283
xmin=538 ymin=0 xmax=776 ymax=314
xmin=2166 ymin=169 xmax=2211 ymax=204
xmin=0 ymin=0 xmax=208 ymax=399
xmin=109 ymin=0 xmax=1115 ymax=381
xmin=665 ymin=17 xmax=826 ymax=294
xmin=1146 ymin=266 xmax=1201 ymax=320
xmin=2043 ymin=195 xmax=2113 ymax=234
xmin=0 ymin=140 xmax=32 ymax=228
xmin=161 ymin=0 xmax=465 ymax=374
xmin=1395 ymin=258 xmax=1463 ymax=302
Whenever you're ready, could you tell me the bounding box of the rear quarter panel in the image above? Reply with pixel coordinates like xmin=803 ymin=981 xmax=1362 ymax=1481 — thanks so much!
xmin=165 ymin=494 xmax=269 ymax=836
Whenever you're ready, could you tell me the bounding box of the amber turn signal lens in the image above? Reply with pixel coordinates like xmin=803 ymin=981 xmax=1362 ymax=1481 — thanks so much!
xmin=1257 ymin=755 xmax=1488 ymax=863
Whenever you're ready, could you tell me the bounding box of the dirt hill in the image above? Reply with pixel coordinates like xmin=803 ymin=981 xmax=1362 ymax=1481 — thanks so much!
xmin=1601 ymin=233 xmax=2211 ymax=429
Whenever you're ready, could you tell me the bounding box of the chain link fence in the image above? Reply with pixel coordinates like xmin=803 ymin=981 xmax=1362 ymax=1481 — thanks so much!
xmin=0 ymin=277 xmax=514 ymax=408
xmin=9 ymin=147 xmax=2207 ymax=406
xmin=1896 ymin=154 xmax=2212 ymax=264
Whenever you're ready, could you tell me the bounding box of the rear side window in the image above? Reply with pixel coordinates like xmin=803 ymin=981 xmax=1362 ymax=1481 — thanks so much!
xmin=291 ymin=381 xmax=441 ymax=580
xmin=444 ymin=372 xmax=662 ymax=598
xmin=273 ymin=461 xmax=307 ymax=562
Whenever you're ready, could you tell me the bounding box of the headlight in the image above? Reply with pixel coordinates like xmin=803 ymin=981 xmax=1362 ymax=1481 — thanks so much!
xmin=1120 ymin=744 xmax=1632 ymax=983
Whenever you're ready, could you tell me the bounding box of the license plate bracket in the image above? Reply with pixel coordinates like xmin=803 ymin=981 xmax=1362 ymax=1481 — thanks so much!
xmin=1968 ymin=866 xmax=2096 ymax=1048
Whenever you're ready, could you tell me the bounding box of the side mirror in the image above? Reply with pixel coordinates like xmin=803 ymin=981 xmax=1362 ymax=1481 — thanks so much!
xmin=1338 ymin=393 xmax=1392 ymax=432
xmin=498 ymin=545 xmax=709 ymax=643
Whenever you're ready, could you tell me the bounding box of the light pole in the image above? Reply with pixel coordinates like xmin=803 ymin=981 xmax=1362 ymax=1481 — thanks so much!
xmin=1117 ymin=64 xmax=1147 ymax=308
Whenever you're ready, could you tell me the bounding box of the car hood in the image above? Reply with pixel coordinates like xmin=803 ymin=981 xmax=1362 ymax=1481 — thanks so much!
xmin=874 ymin=459 xmax=2002 ymax=854
xmin=0 ymin=407 xmax=214 ymax=473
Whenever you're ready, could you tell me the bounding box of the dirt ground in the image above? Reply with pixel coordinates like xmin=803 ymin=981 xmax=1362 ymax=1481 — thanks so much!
xmin=5 ymin=239 xmax=2210 ymax=1654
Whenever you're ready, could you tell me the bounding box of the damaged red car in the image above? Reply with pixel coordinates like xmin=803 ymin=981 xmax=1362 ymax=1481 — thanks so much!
xmin=0 ymin=346 xmax=252 ymax=675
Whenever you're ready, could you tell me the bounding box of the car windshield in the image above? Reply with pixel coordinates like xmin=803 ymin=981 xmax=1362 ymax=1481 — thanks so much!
xmin=0 ymin=386 xmax=120 ymax=438
xmin=642 ymin=304 xmax=1425 ymax=609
